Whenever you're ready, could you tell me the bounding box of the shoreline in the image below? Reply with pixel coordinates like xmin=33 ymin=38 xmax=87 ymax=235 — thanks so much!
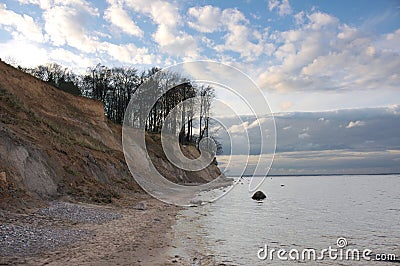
xmin=0 ymin=197 xmax=183 ymax=265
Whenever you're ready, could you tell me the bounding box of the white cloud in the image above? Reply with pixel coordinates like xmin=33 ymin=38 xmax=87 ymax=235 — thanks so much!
xmin=7 ymin=0 xmax=399 ymax=98
xmin=346 ymin=120 xmax=366 ymax=129
xmin=387 ymin=104 xmax=400 ymax=115
xmin=48 ymin=48 xmax=96 ymax=69
xmin=125 ymin=0 xmax=179 ymax=27
xmin=104 ymin=1 xmax=143 ymax=37
xmin=214 ymin=8 xmax=267 ymax=61
xmin=187 ymin=6 xmax=271 ymax=61
xmin=307 ymin=11 xmax=339 ymax=29
xmin=228 ymin=118 xmax=268 ymax=135
xmin=298 ymin=132 xmax=310 ymax=139
xmin=42 ymin=1 xmax=99 ymax=53
xmin=268 ymin=0 xmax=279 ymax=12
xmin=17 ymin=0 xmax=52 ymax=10
xmin=187 ymin=5 xmax=221 ymax=33
xmin=257 ymin=11 xmax=400 ymax=93
xmin=152 ymin=25 xmax=198 ymax=58
xmin=16 ymin=0 xmax=158 ymax=65
xmin=268 ymin=0 xmax=292 ymax=17
xmin=124 ymin=0 xmax=198 ymax=58
xmin=294 ymin=11 xmax=305 ymax=25
xmin=380 ymin=28 xmax=400 ymax=53
xmin=318 ymin=117 xmax=329 ymax=123
xmin=0 ymin=39 xmax=49 ymax=67
xmin=0 ymin=3 xmax=44 ymax=43
xmin=100 ymin=42 xmax=156 ymax=65
xmin=248 ymin=118 xmax=267 ymax=129
xmin=228 ymin=121 xmax=249 ymax=134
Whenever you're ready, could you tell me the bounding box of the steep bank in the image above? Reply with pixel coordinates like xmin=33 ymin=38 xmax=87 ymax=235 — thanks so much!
xmin=0 ymin=61 xmax=223 ymax=210
xmin=145 ymin=133 xmax=222 ymax=184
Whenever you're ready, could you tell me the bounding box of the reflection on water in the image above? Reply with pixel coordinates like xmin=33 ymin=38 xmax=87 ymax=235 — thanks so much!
xmin=171 ymin=175 xmax=400 ymax=265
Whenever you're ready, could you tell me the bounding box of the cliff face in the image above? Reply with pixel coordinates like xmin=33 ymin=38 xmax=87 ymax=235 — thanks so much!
xmin=0 ymin=61 xmax=222 ymax=210
xmin=0 ymin=61 xmax=137 ymax=209
xmin=145 ymin=133 xmax=222 ymax=184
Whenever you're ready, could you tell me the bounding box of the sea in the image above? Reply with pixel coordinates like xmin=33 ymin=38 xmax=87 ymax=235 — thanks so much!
xmin=170 ymin=174 xmax=400 ymax=265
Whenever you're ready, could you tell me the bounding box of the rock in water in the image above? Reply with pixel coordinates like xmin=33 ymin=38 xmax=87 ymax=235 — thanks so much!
xmin=252 ymin=191 xmax=266 ymax=200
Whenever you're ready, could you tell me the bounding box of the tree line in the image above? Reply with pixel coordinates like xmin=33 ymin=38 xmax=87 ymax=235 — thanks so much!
xmin=22 ymin=63 xmax=220 ymax=153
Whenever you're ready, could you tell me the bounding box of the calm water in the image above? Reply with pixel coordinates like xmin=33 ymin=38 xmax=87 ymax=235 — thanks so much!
xmin=171 ymin=175 xmax=400 ymax=265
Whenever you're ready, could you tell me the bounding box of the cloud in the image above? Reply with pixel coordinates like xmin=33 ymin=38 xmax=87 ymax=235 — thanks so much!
xmin=104 ymin=1 xmax=143 ymax=37
xmin=215 ymin=8 xmax=268 ymax=61
xmin=387 ymin=104 xmax=400 ymax=115
xmin=380 ymin=28 xmax=400 ymax=53
xmin=9 ymin=0 xmax=159 ymax=67
xmin=125 ymin=0 xmax=180 ymax=26
xmin=298 ymin=132 xmax=310 ymax=139
xmin=228 ymin=121 xmax=249 ymax=134
xmin=0 ymin=3 xmax=44 ymax=43
xmin=346 ymin=120 xmax=365 ymax=128
xmin=227 ymin=118 xmax=267 ymax=135
xmin=216 ymin=106 xmax=400 ymax=155
xmin=187 ymin=5 xmax=270 ymax=61
xmin=187 ymin=5 xmax=221 ymax=33
xmin=216 ymin=106 xmax=400 ymax=174
xmin=0 ymin=39 xmax=49 ymax=67
xmin=42 ymin=1 xmax=99 ymax=53
xmin=218 ymin=149 xmax=400 ymax=175
xmin=100 ymin=42 xmax=156 ymax=65
xmin=17 ymin=0 xmax=51 ymax=9
xmin=268 ymin=0 xmax=292 ymax=17
xmin=307 ymin=11 xmax=339 ymax=29
xmin=257 ymin=11 xmax=400 ymax=92
xmin=5 ymin=0 xmax=400 ymax=93
xmin=318 ymin=117 xmax=329 ymax=124
xmin=48 ymin=48 xmax=95 ymax=68
xmin=152 ymin=25 xmax=198 ymax=58
xmin=294 ymin=11 xmax=305 ymax=25
xmin=124 ymin=0 xmax=198 ymax=58
xmin=248 ymin=118 xmax=268 ymax=129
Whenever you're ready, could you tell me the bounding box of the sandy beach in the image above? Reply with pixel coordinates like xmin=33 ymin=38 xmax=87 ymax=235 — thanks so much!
xmin=0 ymin=196 xmax=188 ymax=265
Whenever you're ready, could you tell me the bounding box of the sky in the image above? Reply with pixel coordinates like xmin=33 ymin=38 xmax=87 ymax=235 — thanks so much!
xmin=0 ymin=0 xmax=399 ymax=112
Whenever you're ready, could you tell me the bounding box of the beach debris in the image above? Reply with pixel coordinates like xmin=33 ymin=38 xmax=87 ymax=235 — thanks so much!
xmin=192 ymin=257 xmax=200 ymax=266
xmin=189 ymin=199 xmax=203 ymax=207
xmin=37 ymin=201 xmax=122 ymax=223
xmin=0 ymin=224 xmax=90 ymax=256
xmin=252 ymin=191 xmax=266 ymax=200
xmin=134 ymin=201 xmax=147 ymax=210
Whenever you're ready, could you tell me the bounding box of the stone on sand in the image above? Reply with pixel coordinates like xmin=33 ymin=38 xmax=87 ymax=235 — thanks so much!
xmin=134 ymin=201 xmax=147 ymax=210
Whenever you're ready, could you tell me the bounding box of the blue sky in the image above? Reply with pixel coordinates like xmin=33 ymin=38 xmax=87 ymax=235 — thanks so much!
xmin=0 ymin=0 xmax=399 ymax=112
